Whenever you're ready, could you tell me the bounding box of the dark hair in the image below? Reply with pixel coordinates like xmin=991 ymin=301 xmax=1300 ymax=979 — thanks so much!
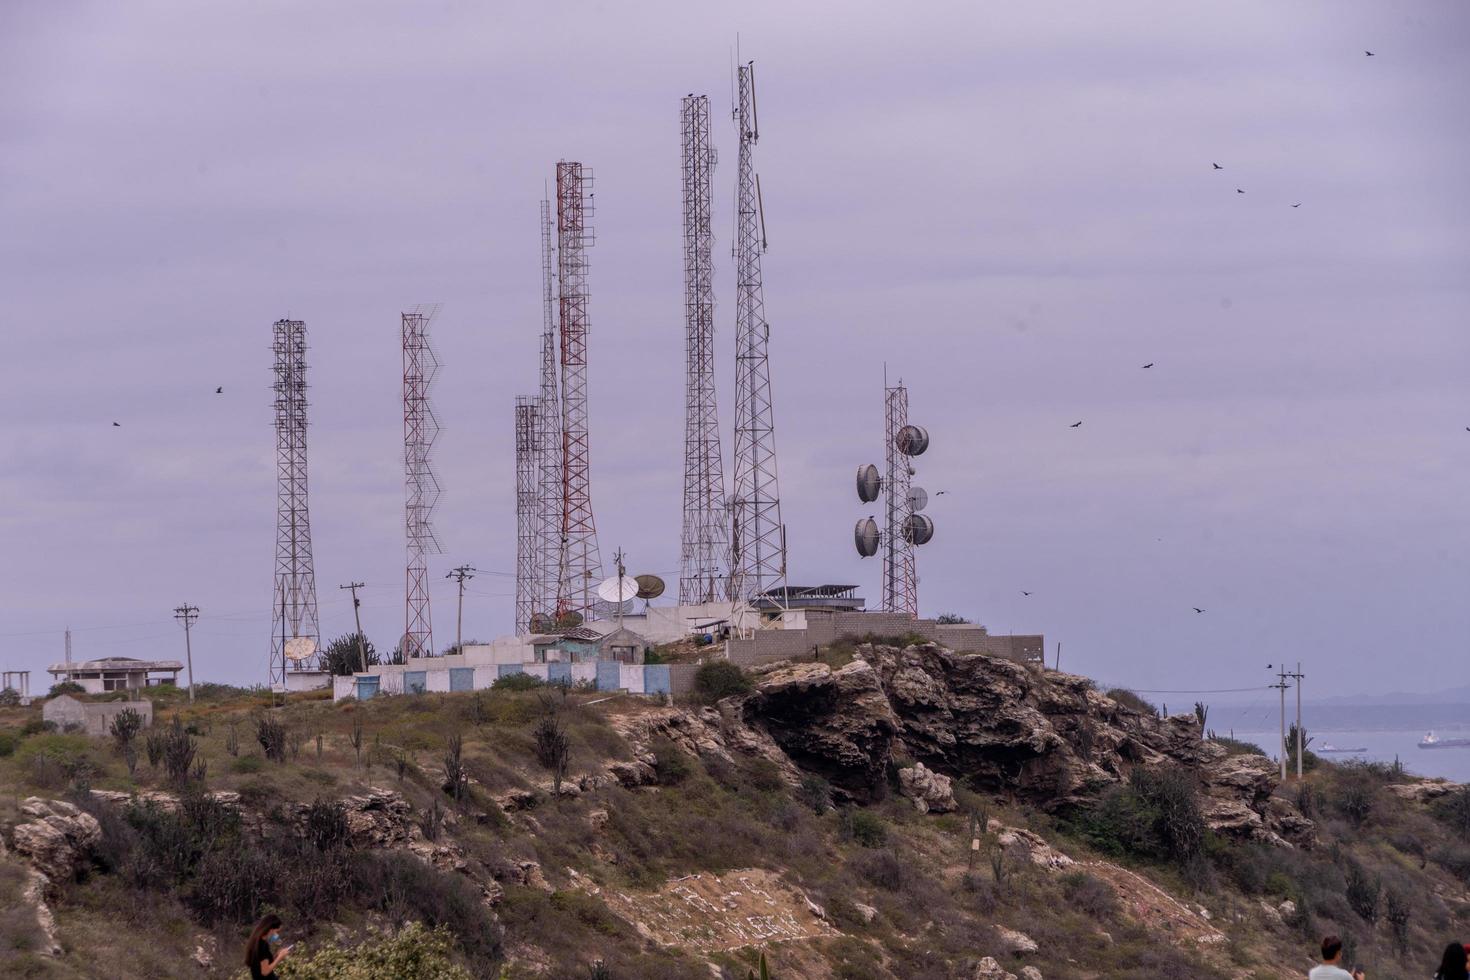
xmin=1436 ymin=941 xmax=1469 ymax=980
xmin=1321 ymin=935 xmax=1343 ymax=961
xmin=244 ymin=914 xmax=283 ymax=967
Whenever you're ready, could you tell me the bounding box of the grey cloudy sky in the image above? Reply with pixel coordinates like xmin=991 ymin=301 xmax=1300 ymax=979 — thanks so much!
xmin=1 ymin=0 xmax=1466 ymax=699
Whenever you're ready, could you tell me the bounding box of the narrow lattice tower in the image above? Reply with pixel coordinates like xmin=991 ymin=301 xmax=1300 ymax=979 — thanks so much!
xmin=728 ymin=62 xmax=786 ymax=601
xmin=555 ymin=162 xmax=604 ymax=618
xmin=514 ymin=396 xmax=540 ymax=634
xmin=534 ymin=199 xmax=565 ymax=628
xmin=882 ymin=381 xmax=917 ymax=617
xmin=402 ymin=306 xmax=442 ymax=658
xmin=678 ymin=94 xmax=730 ymax=606
xmin=270 ymin=318 xmax=320 ymax=683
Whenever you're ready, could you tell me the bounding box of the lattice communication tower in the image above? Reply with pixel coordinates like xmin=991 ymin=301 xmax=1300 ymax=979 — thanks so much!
xmin=678 ymin=94 xmax=730 ymax=605
xmin=882 ymin=382 xmax=916 ymax=617
xmin=514 ymin=396 xmax=540 ymax=634
xmin=402 ymin=306 xmax=442 ymax=658
xmin=534 ymin=199 xmax=565 ymax=627
xmin=270 ymin=318 xmax=320 ymax=684
xmin=728 ymin=62 xmax=787 ymax=601
xmin=556 ymin=161 xmax=604 ymax=618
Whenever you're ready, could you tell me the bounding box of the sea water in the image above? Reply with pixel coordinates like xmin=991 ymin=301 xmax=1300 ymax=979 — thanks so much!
xmin=1206 ymin=703 xmax=1470 ymax=784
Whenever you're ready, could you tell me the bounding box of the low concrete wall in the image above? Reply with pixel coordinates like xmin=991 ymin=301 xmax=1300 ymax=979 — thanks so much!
xmin=42 ymin=695 xmax=154 ymax=737
xmin=726 ymin=611 xmax=1043 ymax=669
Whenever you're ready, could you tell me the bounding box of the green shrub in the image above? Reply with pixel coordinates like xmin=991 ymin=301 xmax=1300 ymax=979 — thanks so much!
xmin=1432 ymin=785 xmax=1470 ymax=836
xmin=842 ymin=808 xmax=888 ymax=848
xmin=0 ymin=731 xmax=17 ymax=757
xmin=1106 ymin=688 xmax=1159 ymax=716
xmin=650 ymin=737 xmax=694 ymax=786
xmin=279 ymin=921 xmax=472 ymax=979
xmin=491 ymin=672 xmax=543 ymax=691
xmin=694 ymin=661 xmax=753 ymax=703
xmin=232 ymin=755 xmax=266 ymax=774
xmin=0 ymin=688 xmax=21 ymax=707
xmin=47 ymin=681 xmax=84 ymax=697
xmin=1071 ymin=766 xmax=1206 ymax=872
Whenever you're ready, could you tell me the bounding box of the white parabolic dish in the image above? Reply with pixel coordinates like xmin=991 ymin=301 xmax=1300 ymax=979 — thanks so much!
xmin=284 ymin=636 xmax=317 ymax=663
xmin=595 ymin=575 xmax=640 ymax=604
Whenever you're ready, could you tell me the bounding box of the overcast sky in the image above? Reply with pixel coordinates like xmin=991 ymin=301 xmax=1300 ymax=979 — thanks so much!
xmin=1 ymin=1 xmax=1466 ymax=700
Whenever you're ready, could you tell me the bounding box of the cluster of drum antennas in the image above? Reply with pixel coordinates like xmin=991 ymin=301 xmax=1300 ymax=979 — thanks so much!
xmin=854 ymin=424 xmax=935 ymax=558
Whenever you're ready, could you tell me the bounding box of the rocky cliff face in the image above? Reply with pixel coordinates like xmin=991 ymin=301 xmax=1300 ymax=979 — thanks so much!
xmin=738 ymin=642 xmax=1314 ymax=847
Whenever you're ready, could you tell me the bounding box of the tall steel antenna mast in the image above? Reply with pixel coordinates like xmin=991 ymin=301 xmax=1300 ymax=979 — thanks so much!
xmin=514 ymin=396 xmax=540 ymax=634
xmin=728 ymin=61 xmax=786 ymax=601
xmin=678 ymin=94 xmax=730 ymax=606
xmin=882 ymin=380 xmax=917 ymax=617
xmin=270 ymin=318 xmax=320 ymax=684
xmin=402 ymin=305 xmax=442 ymax=658
xmin=535 ymin=199 xmax=565 ymax=627
xmin=555 ymin=161 xmax=604 ymax=618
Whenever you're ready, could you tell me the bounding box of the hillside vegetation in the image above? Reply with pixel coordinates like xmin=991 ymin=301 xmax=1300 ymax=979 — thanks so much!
xmin=2 ymin=645 xmax=1468 ymax=979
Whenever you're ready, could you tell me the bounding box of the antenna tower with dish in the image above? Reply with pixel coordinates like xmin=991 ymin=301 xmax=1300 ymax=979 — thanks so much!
xmin=402 ymin=305 xmax=442 ymax=658
xmin=556 ymin=161 xmax=605 ymax=618
xmin=728 ymin=61 xmax=787 ymax=601
xmin=270 ymin=318 xmax=320 ymax=684
xmin=679 ymin=93 xmax=730 ymax=606
xmin=514 ymin=396 xmax=540 ymax=634
xmin=535 ymin=198 xmax=565 ymax=625
xmin=853 ymin=377 xmax=933 ymax=618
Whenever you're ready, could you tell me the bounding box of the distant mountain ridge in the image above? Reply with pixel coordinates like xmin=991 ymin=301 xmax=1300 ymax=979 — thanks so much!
xmin=1311 ymin=684 xmax=1470 ymax=708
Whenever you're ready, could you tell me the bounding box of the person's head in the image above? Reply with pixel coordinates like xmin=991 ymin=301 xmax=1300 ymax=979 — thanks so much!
xmin=1321 ymin=935 xmax=1343 ymax=963
xmin=1437 ymin=941 xmax=1469 ymax=978
xmin=244 ymin=914 xmax=283 ymax=965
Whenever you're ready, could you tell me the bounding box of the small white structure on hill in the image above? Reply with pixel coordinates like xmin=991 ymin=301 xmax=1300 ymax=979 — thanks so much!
xmin=46 ymin=657 xmax=182 ymax=694
xmin=43 ymin=694 xmax=154 ymax=737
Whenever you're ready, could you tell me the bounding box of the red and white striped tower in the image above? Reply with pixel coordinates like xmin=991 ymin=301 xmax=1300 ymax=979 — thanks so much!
xmin=555 ymin=162 xmax=604 ymax=618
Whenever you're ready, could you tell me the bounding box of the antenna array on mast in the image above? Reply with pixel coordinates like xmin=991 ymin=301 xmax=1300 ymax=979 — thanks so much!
xmin=678 ymin=94 xmax=730 ymax=605
xmin=514 ymin=396 xmax=540 ymax=634
xmin=535 ymin=199 xmax=565 ymax=626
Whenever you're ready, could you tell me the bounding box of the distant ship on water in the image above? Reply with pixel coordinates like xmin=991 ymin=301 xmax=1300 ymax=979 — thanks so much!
xmin=1418 ymin=731 xmax=1470 ymax=749
xmin=1317 ymin=742 xmax=1368 ymax=754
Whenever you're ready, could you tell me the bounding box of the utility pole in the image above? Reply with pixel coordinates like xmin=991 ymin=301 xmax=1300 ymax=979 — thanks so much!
xmin=1287 ymin=661 xmax=1306 ymax=779
xmin=174 ymin=604 xmax=199 ymax=703
xmin=446 ymin=565 xmax=475 ymax=657
xmin=339 ymin=582 xmax=367 ymax=673
xmin=1269 ymin=664 xmax=1290 ymax=781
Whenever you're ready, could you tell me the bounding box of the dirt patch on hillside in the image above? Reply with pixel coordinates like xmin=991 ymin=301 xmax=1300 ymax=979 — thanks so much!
xmin=572 ymin=868 xmax=837 ymax=952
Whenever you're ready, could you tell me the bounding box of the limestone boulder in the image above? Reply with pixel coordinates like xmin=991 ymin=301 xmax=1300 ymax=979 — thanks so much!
xmin=898 ymin=762 xmax=957 ymax=813
xmin=11 ymin=797 xmax=102 ymax=889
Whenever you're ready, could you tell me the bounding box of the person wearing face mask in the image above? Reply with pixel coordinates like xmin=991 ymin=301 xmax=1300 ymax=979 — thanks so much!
xmin=244 ymin=913 xmax=292 ymax=978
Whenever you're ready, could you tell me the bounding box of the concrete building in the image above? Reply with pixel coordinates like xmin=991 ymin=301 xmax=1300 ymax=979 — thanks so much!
xmin=43 ymin=694 xmax=154 ymax=737
xmin=46 ymin=657 xmax=182 ymax=694
xmin=1 ymin=670 xmax=32 ymax=705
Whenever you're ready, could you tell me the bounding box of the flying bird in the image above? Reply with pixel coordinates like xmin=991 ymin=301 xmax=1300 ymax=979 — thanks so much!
xmin=1291 ymin=203 xmax=1302 ymax=208
xmin=1021 ymin=591 xmax=1032 ymax=597
xmin=1193 ymin=607 xmax=1205 ymax=614
xmin=112 ymin=422 xmax=120 ymax=427
xmin=215 ymin=386 xmax=223 ymax=394
xmin=1142 ymin=362 xmax=1154 ymax=369
xmin=1069 ymin=421 xmax=1083 ymax=428
xmin=1236 ymin=188 xmax=1245 ymax=194
xmin=1365 ymin=50 xmax=1375 ymax=56
xmin=1212 ymin=163 xmax=1223 ymax=170
xmin=934 ymin=490 xmax=948 ymax=496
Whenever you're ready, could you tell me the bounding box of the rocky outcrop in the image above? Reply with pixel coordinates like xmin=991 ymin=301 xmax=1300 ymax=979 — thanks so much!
xmin=734 ymin=643 xmax=1313 ymax=846
xmin=1386 ymin=777 xmax=1464 ymax=804
xmin=739 ymin=660 xmax=898 ymax=801
xmin=898 ymin=762 xmax=957 ymax=813
xmin=11 ymin=797 xmax=101 ymax=890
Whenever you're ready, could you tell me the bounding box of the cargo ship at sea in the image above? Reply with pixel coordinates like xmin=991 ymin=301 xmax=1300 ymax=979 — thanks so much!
xmin=1418 ymin=731 xmax=1470 ymax=749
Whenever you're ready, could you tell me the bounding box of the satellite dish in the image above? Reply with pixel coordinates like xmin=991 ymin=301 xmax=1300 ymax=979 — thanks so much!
xmin=902 ymin=513 xmax=935 ymax=546
xmin=284 ymin=636 xmax=317 ymax=663
xmin=634 ymin=574 xmax=666 ymax=600
xmin=596 ymin=575 xmax=640 ymax=604
xmin=895 ymin=424 xmax=929 ymax=457
xmin=854 ymin=517 xmax=880 ymax=558
xmin=856 ymin=464 xmax=882 ymax=503
xmin=906 ymin=487 xmax=929 ymax=512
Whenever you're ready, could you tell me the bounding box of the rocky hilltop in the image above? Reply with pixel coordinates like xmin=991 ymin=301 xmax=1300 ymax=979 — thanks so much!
xmin=2 ymin=642 xmax=1467 ymax=979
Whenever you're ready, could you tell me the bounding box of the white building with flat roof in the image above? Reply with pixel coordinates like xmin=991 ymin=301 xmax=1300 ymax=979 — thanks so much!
xmin=46 ymin=657 xmax=182 ymax=694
